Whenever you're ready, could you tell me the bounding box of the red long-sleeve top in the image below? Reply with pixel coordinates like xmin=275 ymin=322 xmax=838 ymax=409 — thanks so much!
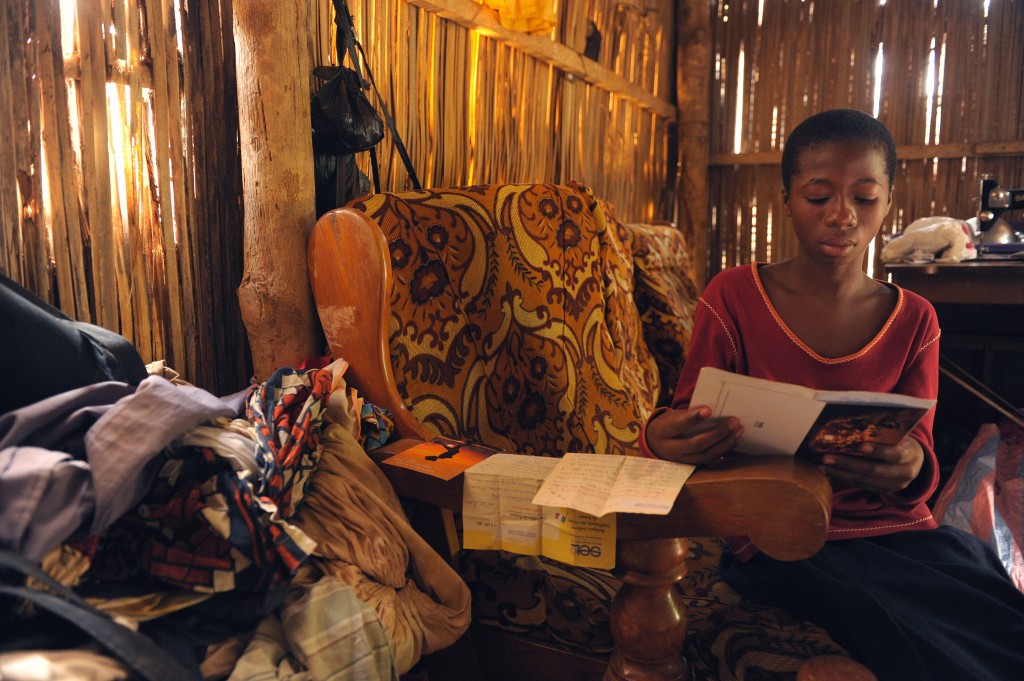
xmin=641 ymin=264 xmax=942 ymax=559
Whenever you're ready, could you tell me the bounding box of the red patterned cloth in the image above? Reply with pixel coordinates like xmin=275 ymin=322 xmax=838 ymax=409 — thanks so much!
xmin=91 ymin=364 xmax=342 ymax=593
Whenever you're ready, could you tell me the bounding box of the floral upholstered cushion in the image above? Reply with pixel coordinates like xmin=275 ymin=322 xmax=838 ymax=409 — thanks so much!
xmin=616 ymin=218 xmax=699 ymax=407
xmin=348 ymin=182 xmax=660 ymax=457
xmin=682 ymin=541 xmax=848 ymax=681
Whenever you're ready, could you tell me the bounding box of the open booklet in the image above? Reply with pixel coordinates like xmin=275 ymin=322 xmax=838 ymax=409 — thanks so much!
xmin=690 ymin=367 xmax=936 ymax=460
xmin=462 ymin=453 xmax=695 ymax=569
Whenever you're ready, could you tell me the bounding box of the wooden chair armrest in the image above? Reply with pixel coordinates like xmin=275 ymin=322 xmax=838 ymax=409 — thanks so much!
xmin=371 ymin=440 xmax=831 ymax=562
xmin=619 ymin=456 xmax=831 ymax=560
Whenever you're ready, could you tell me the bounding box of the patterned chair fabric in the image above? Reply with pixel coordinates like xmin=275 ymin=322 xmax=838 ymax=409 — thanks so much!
xmin=458 ymin=537 xmax=846 ymax=681
xmin=601 ymin=204 xmax=699 ymax=408
xmin=348 ymin=182 xmax=664 ymax=457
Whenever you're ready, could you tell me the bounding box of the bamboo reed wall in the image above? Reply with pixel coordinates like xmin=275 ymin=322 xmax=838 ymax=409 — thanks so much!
xmin=709 ymin=0 xmax=1024 ymax=279
xmin=0 ymin=0 xmax=249 ymax=395
xmin=1 ymin=0 xmax=676 ymax=394
xmin=313 ymin=0 xmax=679 ymax=220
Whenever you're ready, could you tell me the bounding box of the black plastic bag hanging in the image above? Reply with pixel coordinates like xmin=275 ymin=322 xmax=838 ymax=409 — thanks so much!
xmin=339 ymin=0 xmax=421 ymax=191
xmin=310 ymin=66 xmax=384 ymax=156
xmin=314 ymin=153 xmax=371 ymax=218
xmin=312 ymin=0 xmax=422 ymax=204
xmin=309 ymin=2 xmax=384 ymax=156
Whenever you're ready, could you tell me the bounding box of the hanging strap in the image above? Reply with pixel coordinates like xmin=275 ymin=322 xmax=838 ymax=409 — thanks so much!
xmin=334 ymin=0 xmax=421 ymax=191
xmin=939 ymin=354 xmax=1024 ymax=429
xmin=0 ymin=550 xmax=195 ymax=681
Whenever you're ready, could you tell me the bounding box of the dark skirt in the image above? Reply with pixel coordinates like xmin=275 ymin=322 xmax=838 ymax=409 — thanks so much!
xmin=720 ymin=525 xmax=1024 ymax=681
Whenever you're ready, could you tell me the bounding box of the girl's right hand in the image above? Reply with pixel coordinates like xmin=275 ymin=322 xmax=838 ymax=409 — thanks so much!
xmin=644 ymin=406 xmax=744 ymax=465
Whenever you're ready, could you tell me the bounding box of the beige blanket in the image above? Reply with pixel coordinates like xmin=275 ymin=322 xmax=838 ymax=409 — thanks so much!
xmin=290 ymin=372 xmax=471 ymax=675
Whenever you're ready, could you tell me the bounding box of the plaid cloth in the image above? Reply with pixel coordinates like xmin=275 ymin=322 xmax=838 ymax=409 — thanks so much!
xmin=228 ymin=573 xmax=398 ymax=681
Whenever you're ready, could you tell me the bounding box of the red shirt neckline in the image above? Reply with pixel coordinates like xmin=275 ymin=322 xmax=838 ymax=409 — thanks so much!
xmin=748 ymin=263 xmax=904 ymax=365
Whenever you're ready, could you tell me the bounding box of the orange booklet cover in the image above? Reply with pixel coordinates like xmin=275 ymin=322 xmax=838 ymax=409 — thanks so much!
xmin=381 ymin=436 xmax=501 ymax=480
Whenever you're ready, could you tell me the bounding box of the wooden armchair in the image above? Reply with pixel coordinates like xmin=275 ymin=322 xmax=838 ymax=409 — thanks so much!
xmin=306 ymin=185 xmax=843 ymax=681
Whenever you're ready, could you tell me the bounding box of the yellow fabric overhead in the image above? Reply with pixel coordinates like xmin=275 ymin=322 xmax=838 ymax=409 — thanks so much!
xmin=480 ymin=0 xmax=557 ymax=34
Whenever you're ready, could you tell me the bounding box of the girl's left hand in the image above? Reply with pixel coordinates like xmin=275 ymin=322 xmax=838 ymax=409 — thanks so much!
xmin=818 ymin=437 xmax=924 ymax=494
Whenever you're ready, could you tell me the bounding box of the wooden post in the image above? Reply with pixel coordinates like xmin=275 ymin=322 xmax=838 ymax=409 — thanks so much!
xmin=605 ymin=537 xmax=690 ymax=681
xmin=232 ymin=0 xmax=321 ymax=379
xmin=677 ymin=0 xmax=711 ymax=287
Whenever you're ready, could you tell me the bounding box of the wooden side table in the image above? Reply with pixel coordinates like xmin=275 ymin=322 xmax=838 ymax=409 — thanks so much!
xmin=883 ymin=261 xmax=1024 ymax=305
xmin=883 ymin=260 xmax=1024 ymax=474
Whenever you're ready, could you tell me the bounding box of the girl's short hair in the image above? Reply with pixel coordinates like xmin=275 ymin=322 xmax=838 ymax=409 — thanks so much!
xmin=781 ymin=109 xmax=897 ymax=192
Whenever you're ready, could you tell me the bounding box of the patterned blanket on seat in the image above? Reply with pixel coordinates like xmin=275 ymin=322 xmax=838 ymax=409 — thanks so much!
xmin=349 ymin=182 xmax=662 ymax=457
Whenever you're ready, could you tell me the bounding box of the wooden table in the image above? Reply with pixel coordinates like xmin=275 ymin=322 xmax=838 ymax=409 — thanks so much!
xmin=883 ymin=260 xmax=1024 ymax=305
xmin=884 ymin=259 xmax=1024 ymax=471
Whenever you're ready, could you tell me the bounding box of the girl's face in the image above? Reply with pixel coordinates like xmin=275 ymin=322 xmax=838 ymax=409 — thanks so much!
xmin=782 ymin=140 xmax=893 ymax=266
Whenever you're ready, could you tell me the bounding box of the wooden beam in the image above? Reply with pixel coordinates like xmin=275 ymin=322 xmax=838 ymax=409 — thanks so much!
xmin=404 ymin=0 xmax=677 ymax=119
xmin=710 ymin=141 xmax=1024 ymax=167
xmin=63 ymin=54 xmax=154 ymax=90
xmin=899 ymin=141 xmax=1024 ymax=160
xmin=676 ymin=0 xmax=711 ymax=287
xmin=232 ymin=0 xmax=321 ymax=380
xmin=708 ymin=150 xmax=781 ymax=167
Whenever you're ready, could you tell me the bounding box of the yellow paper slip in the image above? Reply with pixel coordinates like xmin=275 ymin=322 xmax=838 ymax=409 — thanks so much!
xmin=462 ymin=453 xmax=616 ymax=569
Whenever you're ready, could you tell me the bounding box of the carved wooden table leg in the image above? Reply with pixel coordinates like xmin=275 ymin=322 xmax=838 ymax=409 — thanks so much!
xmin=605 ymin=537 xmax=690 ymax=681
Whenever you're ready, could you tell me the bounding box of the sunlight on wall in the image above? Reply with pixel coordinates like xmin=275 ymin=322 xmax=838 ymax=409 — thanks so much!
xmin=55 ymin=0 xmax=186 ymax=247
xmin=468 ymin=30 xmax=481 ymax=181
xmin=750 ymin=201 xmax=757 ymax=259
xmin=704 ymin=0 xmax=1024 ymax=286
xmin=924 ymin=35 xmax=948 ymax=146
xmin=872 ymin=44 xmax=884 ymax=117
xmin=734 ymin=44 xmax=745 ymax=154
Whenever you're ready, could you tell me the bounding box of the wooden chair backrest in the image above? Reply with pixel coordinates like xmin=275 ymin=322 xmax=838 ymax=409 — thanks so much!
xmin=308 ymin=207 xmax=429 ymax=440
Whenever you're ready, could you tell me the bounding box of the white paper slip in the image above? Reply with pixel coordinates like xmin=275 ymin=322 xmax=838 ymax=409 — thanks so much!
xmin=531 ymin=452 xmax=695 ymax=517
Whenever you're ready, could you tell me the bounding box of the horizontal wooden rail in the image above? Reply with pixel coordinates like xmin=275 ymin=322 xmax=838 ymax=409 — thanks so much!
xmin=63 ymin=54 xmax=156 ymax=90
xmin=405 ymin=0 xmax=678 ymax=119
xmin=710 ymin=141 xmax=1024 ymax=167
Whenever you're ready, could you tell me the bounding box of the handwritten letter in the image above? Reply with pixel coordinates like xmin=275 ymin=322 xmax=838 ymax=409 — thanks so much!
xmin=532 ymin=453 xmax=695 ymax=516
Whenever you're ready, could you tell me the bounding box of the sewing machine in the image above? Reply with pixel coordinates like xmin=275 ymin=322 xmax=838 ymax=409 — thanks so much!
xmin=977 ymin=177 xmax=1024 ymax=254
